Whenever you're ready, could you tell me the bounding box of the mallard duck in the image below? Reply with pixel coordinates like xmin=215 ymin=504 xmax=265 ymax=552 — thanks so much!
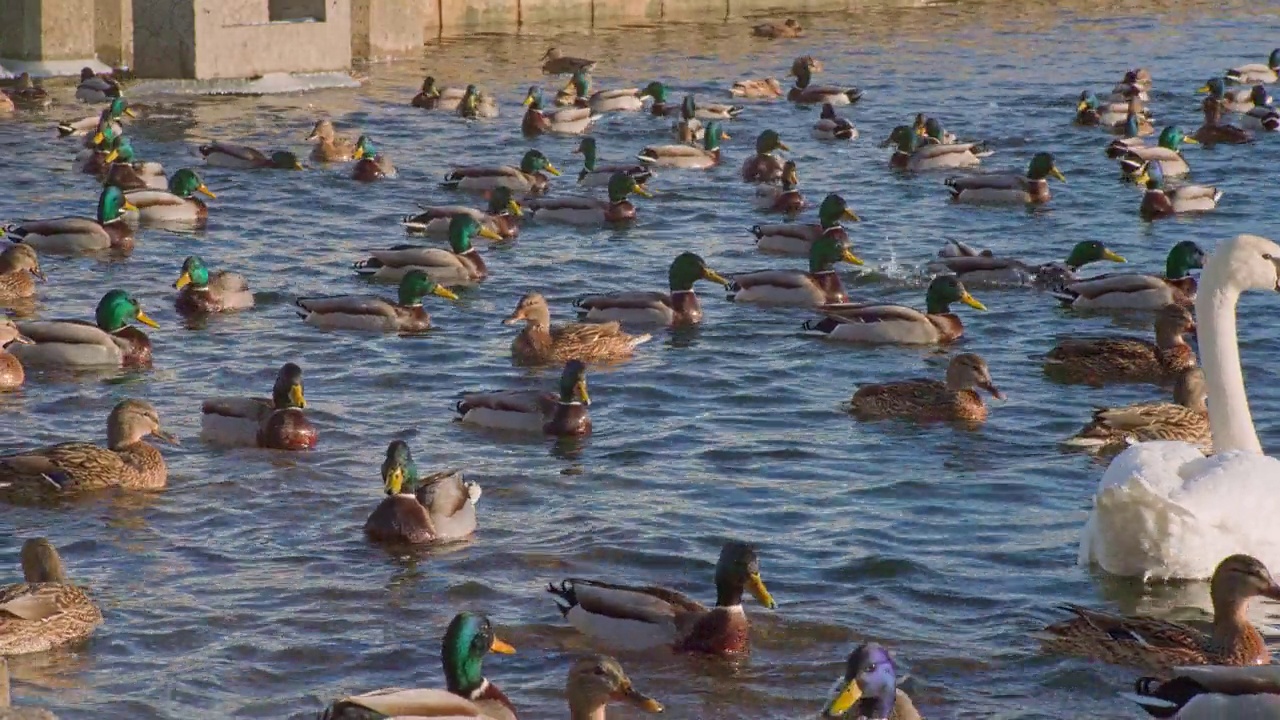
xmin=1112 ymin=109 xmax=1155 ymax=137
xmin=671 ymin=95 xmax=705 ymax=143
xmin=355 ymin=214 xmax=501 ymax=285
xmin=72 ymin=127 xmax=121 ymax=175
xmin=821 ymin=643 xmax=924 ymax=720
xmin=638 ymin=121 xmax=728 ymax=169
xmin=788 ymin=63 xmax=862 ymax=105
xmin=305 ymin=119 xmax=356 ymax=162
xmin=751 ymin=192 xmax=858 ymax=255
xmin=804 ymin=276 xmax=986 ymax=344
xmin=521 ymin=87 xmax=600 ymax=136
xmin=0 ymin=400 xmax=175 ymax=500
xmin=928 ymin=239 xmax=1126 ymax=289
xmin=1075 ymin=91 xmax=1104 ymax=125
xmin=0 ymin=244 xmax=45 ymax=301
xmin=351 ymin=135 xmax=396 ymax=181
xmin=884 ymin=125 xmax=991 ymax=171
xmin=102 ymin=160 xmax=168 ymax=194
xmin=454 ymin=84 xmax=498 ymax=119
xmin=812 ymin=103 xmax=857 ymax=140
xmin=296 ymin=270 xmax=457 ymax=332
xmin=402 ymin=186 xmax=523 ymax=240
xmin=740 ymin=130 xmax=789 ymax=183
xmin=753 ymin=160 xmax=805 ymax=216
xmin=124 ymin=168 xmax=215 ymax=224
xmin=198 ymin=142 xmax=304 ymax=170
xmin=754 ymin=18 xmax=802 ymax=38
xmin=173 ymin=255 xmax=254 ymax=314
xmin=1063 ymin=367 xmax=1209 ymax=455
xmin=12 ymin=290 xmax=157 ymax=369
xmin=1105 ymin=113 xmax=1150 ymax=160
xmin=1116 ymin=125 xmax=1197 ymax=180
xmin=574 ymin=252 xmax=729 ymax=326
xmin=1242 ymin=86 xmax=1280 ymax=131
xmin=541 ymin=47 xmax=596 ymax=75
xmin=1040 ymin=554 xmax=1280 ymax=670
xmin=1126 ymin=665 xmax=1280 ymax=719
xmin=363 ymin=440 xmax=479 ymax=544
xmin=946 ymin=152 xmax=1066 ymax=204
xmin=643 ymin=82 xmax=683 ymax=118
xmin=0 ymin=539 xmax=103 ymax=655
xmin=573 ymin=137 xmax=651 ymax=188
xmin=1052 ymin=240 xmax=1205 ymax=309
xmin=914 ymin=114 xmax=960 ymax=145
xmin=558 ymin=72 xmax=658 ymax=113
xmin=729 ymin=233 xmax=862 ymax=307
xmin=1225 ymin=48 xmax=1280 ymax=84
xmin=848 ymin=353 xmax=1002 ymax=421
xmin=410 ymin=76 xmax=466 ymax=109
xmin=1 ymin=655 xmax=58 ymax=719
xmin=1198 ymin=77 xmax=1258 ymax=112
xmin=688 ymin=96 xmax=744 ymax=121
xmin=455 ymin=360 xmax=592 ymax=436
xmin=1138 ymin=162 xmax=1222 ymax=220
xmin=58 ymin=96 xmax=133 ymax=139
xmin=5 ymin=186 xmax=135 ymax=255
xmin=1042 ymin=304 xmax=1197 ymax=386
xmin=74 ymin=67 xmax=121 ymax=103
xmin=201 ymin=362 xmax=317 ymax=450
xmin=0 ymin=93 xmax=12 ymax=113
xmin=731 ymin=77 xmax=784 ymax=99
xmin=529 ymin=172 xmax=652 ymax=226
xmin=0 ymin=319 xmax=32 ymax=391
xmin=2 ymin=74 xmax=50 ymax=109
xmin=1111 ymin=68 xmax=1153 ymax=101
xmin=547 ymin=541 xmax=775 ymax=654
xmin=319 ymin=612 xmax=516 ymax=720
xmin=443 ymin=149 xmax=561 ymax=196
xmin=504 ymin=292 xmax=651 ymax=366
xmin=1193 ymin=94 xmax=1252 ymax=145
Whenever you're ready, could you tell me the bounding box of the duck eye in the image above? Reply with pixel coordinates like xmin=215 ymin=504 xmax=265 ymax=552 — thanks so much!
xmin=593 ymin=665 xmax=608 ymax=676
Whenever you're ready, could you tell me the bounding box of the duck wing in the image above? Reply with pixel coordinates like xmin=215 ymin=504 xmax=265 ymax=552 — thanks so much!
xmin=944 ymin=174 xmax=1023 ymax=191
xmin=574 ymin=291 xmax=671 ymax=311
xmin=446 ymin=164 xmax=521 ymax=180
xmin=295 ymin=295 xmax=396 ymax=317
xmin=820 ymin=304 xmax=930 ymax=324
xmin=1064 ymin=274 xmax=1169 ymax=298
xmin=363 ymin=245 xmax=465 ymax=268
xmin=15 ymin=320 xmax=115 ymax=346
xmin=457 ymin=389 xmax=555 ymax=415
xmin=199 ymin=142 xmax=268 ymax=164
xmin=201 ymin=397 xmax=273 ymax=421
xmin=731 ymin=269 xmax=809 ymax=290
xmin=553 ymin=578 xmax=706 ymax=623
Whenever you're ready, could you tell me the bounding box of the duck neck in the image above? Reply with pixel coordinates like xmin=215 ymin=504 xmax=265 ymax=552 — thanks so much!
xmin=1195 ymin=273 xmax=1262 ymax=454
xmin=569 ymin=697 xmax=609 ymax=720
xmin=1209 ymin=594 xmax=1255 ymax=650
xmin=857 ymin=694 xmax=896 ymax=720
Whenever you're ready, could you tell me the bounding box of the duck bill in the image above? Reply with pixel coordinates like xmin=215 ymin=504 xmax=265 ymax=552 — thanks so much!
xmin=747 ymin=572 xmax=776 ymax=609
xmin=980 ymin=381 xmax=1005 ymax=401
xmin=289 ymin=384 xmax=306 ymax=409
xmin=1261 ymin=583 xmax=1280 ymax=601
xmin=960 ymin=292 xmax=987 ymax=311
xmin=1102 ymin=249 xmax=1127 ymax=263
xmin=617 ymin=685 xmax=663 ymax=714
xmin=489 ymin=637 xmax=516 ymax=654
xmin=632 ymin=183 xmax=654 ymax=198
xmin=576 ymin=378 xmax=591 ymax=406
xmin=135 ymin=309 xmax=160 ymax=328
xmin=353 ymin=146 xmax=366 ymax=160
xmin=1196 ymin=84 xmax=1210 ymax=93
xmin=384 ymin=466 xmax=404 ymax=495
xmin=104 ymin=149 xmax=120 ymax=164
xmin=93 ymin=131 xmax=106 ymax=145
xmin=544 ymin=162 xmax=562 ymax=177
xmin=123 ymin=107 xmax=137 ymax=118
xmin=30 ymin=268 xmax=46 ymax=282
xmin=123 ymin=199 xmax=138 ymax=211
xmin=478 ymin=225 xmax=505 ymax=241
xmin=293 ymin=160 xmax=305 ymax=170
xmin=704 ymin=269 xmax=730 ymax=286
xmin=1182 ymin=135 xmax=1199 ymax=144
xmin=522 ymin=94 xmax=534 ymax=107
xmin=1076 ymin=100 xmax=1090 ymax=112
xmin=152 ymin=428 xmax=180 ymax=445
xmin=197 ymin=184 xmax=217 ymax=199
xmin=841 ymin=249 xmax=865 ymax=266
xmin=843 ymin=208 xmax=860 ymax=222
xmin=823 ymin=679 xmax=863 ymax=718
xmin=776 ymin=140 xmax=791 ymax=151
xmin=507 ymin=199 xmax=524 ymax=217
xmin=433 ymin=285 xmax=459 ymax=301
xmin=173 ymin=271 xmax=192 ymax=289
xmin=1050 ymin=167 xmax=1067 ymax=182
xmin=720 ymin=130 xmax=732 ymax=140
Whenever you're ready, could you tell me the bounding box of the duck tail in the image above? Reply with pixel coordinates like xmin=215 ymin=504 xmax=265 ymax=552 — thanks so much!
xmin=1264 ymin=115 xmax=1280 ymax=132
xmin=1118 ymin=156 xmax=1145 ymax=179
xmin=1211 ymin=188 xmax=1224 ymax=204
xmin=834 ymin=122 xmax=854 ymax=140
xmin=546 ymin=580 xmax=577 ymax=616
xmin=465 ymin=481 xmax=482 ymax=505
xmin=969 ymin=141 xmax=994 ymax=158
xmin=628 ymin=333 xmax=653 ymax=349
xmin=401 ymin=213 xmax=428 ymax=231
xmin=440 ymin=172 xmax=461 ymax=189
xmin=1225 ymin=69 xmax=1243 ymax=84
xmin=56 ymin=122 xmax=76 ymax=137
xmin=1049 ymin=290 xmax=1078 ymax=306
xmin=844 ymin=88 xmax=865 ymax=104
xmin=636 ymin=149 xmax=658 ymax=164
xmin=750 ymin=224 xmax=765 ymax=240
xmin=727 ymin=105 xmax=745 ymax=118
xmin=352 ymin=257 xmax=384 ymax=275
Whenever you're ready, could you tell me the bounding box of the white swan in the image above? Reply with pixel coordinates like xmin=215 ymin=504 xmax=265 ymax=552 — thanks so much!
xmin=1079 ymin=234 xmax=1280 ymax=580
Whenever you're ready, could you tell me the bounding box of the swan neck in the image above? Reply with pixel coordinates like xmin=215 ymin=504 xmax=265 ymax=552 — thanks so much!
xmin=1196 ymin=281 xmax=1263 ymax=454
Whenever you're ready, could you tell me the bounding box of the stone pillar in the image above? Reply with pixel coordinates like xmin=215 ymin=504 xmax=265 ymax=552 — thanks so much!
xmin=352 ymin=0 xmax=425 ymax=59
xmin=0 ymin=0 xmax=97 ymax=61
xmin=94 ymin=0 xmax=133 ymax=67
xmin=439 ymin=0 xmax=518 ymax=36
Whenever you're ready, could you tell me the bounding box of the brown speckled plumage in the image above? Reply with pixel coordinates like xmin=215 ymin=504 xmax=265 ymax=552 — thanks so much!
xmin=505 ymin=292 xmax=650 ymax=366
xmin=0 ymin=539 xmax=103 ymax=656
xmin=850 ymin=353 xmax=1003 ymax=423
xmin=1044 ymin=305 xmax=1196 ymax=386
xmin=0 ymin=245 xmax=42 ymax=301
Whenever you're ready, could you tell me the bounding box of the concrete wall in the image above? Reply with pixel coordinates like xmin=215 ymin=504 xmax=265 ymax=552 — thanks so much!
xmin=94 ymin=0 xmax=132 ymax=67
xmin=353 ymin=0 xmax=425 ymax=60
xmin=0 ymin=0 xmax=97 ymax=61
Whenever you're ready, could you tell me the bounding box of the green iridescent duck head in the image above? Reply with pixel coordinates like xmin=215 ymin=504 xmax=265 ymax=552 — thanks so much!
xmin=353 ymin=135 xmax=377 ymax=160
xmin=924 ymin=275 xmax=986 ymax=314
xmin=817 ymin=193 xmax=859 ymax=228
xmin=755 ymin=129 xmax=789 ymax=155
xmin=668 ymin=252 xmax=729 ymax=292
xmin=173 ymin=255 xmax=210 ymax=289
xmin=558 ymin=360 xmax=590 ymax=405
xmin=640 ymin=81 xmax=667 ymax=103
xmin=168 ymin=168 xmax=216 ymax=199
xmin=703 ymin=121 xmax=729 ymax=152
xmin=520 ymin=149 xmax=561 ymax=176
xmin=808 ymin=233 xmax=863 ymax=272
xmin=95 ymin=289 xmax=158 ymax=332
xmin=1026 ymin=152 xmax=1066 ymax=182
xmin=1156 ymin=126 xmax=1196 ymax=152
xmin=1062 ymin=241 xmax=1126 ymax=270
xmin=1166 ymin=240 xmax=1207 ymax=280
xmin=271 ymin=362 xmax=306 ymax=410
xmin=97 ymin=184 xmax=135 ymax=223
xmin=381 ymin=439 xmax=419 ymax=495
xmin=447 ymin=214 xmax=503 ymax=254
xmin=486 ymin=186 xmax=523 ymax=217
xmin=441 ymin=612 xmax=516 ymax=698
xmin=398 ymin=269 xmax=458 ymax=306
xmin=607 ymin=172 xmax=652 ymax=203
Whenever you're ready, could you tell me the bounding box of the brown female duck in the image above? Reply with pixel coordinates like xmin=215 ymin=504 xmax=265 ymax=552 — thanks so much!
xmin=0 ymin=244 xmax=44 ymax=301
xmin=305 ymin=119 xmax=356 ymax=162
xmin=753 ymin=18 xmax=803 ymax=38
xmin=363 ymin=441 xmax=479 ymax=544
xmin=848 ymin=353 xmax=1003 ymax=423
xmin=0 ymin=400 xmax=175 ymax=501
xmin=0 ymin=538 xmax=103 ymax=655
xmin=504 ymin=292 xmax=651 ymax=366
xmin=1043 ymin=304 xmax=1197 ymax=386
xmin=455 ymin=360 xmax=592 ymax=436
xmin=541 ymin=47 xmax=596 ymax=75
xmin=1064 ymin=367 xmax=1210 ymax=455
xmin=1193 ymin=95 xmax=1252 ymax=145
xmin=200 ymin=362 xmax=317 ymax=450
xmin=547 ymin=541 xmax=776 ymax=654
xmin=1041 ymin=554 xmax=1280 ymax=671
xmin=0 ymin=319 xmax=32 ymax=391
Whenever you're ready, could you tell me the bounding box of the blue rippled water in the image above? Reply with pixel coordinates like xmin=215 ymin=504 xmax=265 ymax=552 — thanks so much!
xmin=2 ymin=0 xmax=1280 ymax=717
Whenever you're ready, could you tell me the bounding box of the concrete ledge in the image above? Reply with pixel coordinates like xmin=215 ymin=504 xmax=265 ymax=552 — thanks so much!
xmin=439 ymin=0 xmax=520 ymax=34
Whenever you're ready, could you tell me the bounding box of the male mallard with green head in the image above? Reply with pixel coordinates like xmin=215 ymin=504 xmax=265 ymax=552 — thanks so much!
xmin=296 ymin=270 xmax=457 ymax=333
xmin=1225 ymin=49 xmax=1280 ymax=84
xmin=1137 ymin=162 xmax=1222 ymax=220
xmin=558 ymin=73 xmax=659 ymax=113
xmin=1116 ymin=125 xmax=1197 ymax=179
xmin=320 ymin=611 xmax=516 ymax=720
xmin=946 ymin=152 xmax=1066 ymax=204
xmin=521 ymin=87 xmax=600 ymax=136
xmin=411 ymin=75 xmax=465 ymax=109
xmin=5 ymin=185 xmax=136 ymax=254
xmin=201 ymin=362 xmax=317 ymax=450
xmin=752 ymin=192 xmax=859 ymax=255
xmin=402 ymin=187 xmax=523 ymax=240
xmin=351 ymin=135 xmax=396 ymax=181
xmin=637 ymin=121 xmax=729 ymax=169
xmin=124 ymin=168 xmax=216 ymax=224
xmin=456 ymin=84 xmax=499 ymax=119
xmin=928 ymin=239 xmax=1126 ymax=289
xmin=363 ymin=440 xmax=480 ymax=544
xmin=0 ymin=538 xmax=103 ymax=655
xmin=504 ymin=292 xmax=651 ymax=366
xmin=741 ymin=129 xmax=789 ymax=183
xmin=574 ymin=252 xmax=729 ymax=326
xmin=528 ymin=172 xmax=652 ymax=225
xmin=0 ymin=400 xmax=175 ymax=500
xmin=848 ymin=353 xmax=1003 ymax=422
xmin=805 ymin=276 xmax=986 ymax=344
xmin=455 ymin=360 xmax=592 ymax=436
xmin=13 ymin=290 xmax=158 ymax=369
xmin=1053 ymin=240 xmax=1205 ymax=309
xmin=173 ymin=255 xmax=254 ymax=314
xmin=788 ymin=62 xmax=862 ymax=105
xmin=821 ymin=643 xmax=923 ymax=720
xmin=547 ymin=541 xmax=776 ymax=654
xmin=573 ymin=137 xmax=651 ymax=188
xmin=198 ymin=142 xmax=304 ymax=170
xmin=728 ymin=233 xmax=863 ymax=307
xmin=355 ymin=214 xmax=502 ymax=285
xmin=0 ymin=244 xmax=45 ymax=301
xmin=884 ymin=124 xmax=991 ymax=171
xmin=1040 ymin=554 xmax=1280 ymax=671
xmin=1042 ymin=304 xmax=1197 ymax=386
xmin=59 ymin=96 xmax=134 ymax=139
xmin=444 ymin=149 xmax=561 ymax=196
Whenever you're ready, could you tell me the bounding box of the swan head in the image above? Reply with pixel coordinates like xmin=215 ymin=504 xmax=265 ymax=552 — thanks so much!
xmin=1210 ymin=555 xmax=1280 ymax=609
xmin=1204 ymin=234 xmax=1280 ymax=295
